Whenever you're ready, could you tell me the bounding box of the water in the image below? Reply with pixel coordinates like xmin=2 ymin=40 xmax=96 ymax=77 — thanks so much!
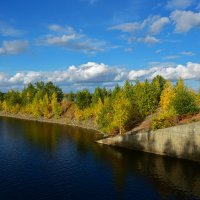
xmin=0 ymin=116 xmax=200 ymax=200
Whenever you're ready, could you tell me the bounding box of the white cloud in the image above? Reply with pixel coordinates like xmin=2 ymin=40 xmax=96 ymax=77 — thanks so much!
xmin=109 ymin=22 xmax=144 ymax=33
xmin=38 ymin=24 xmax=108 ymax=54
xmin=109 ymin=15 xmax=169 ymax=45
xmin=155 ymin=49 xmax=162 ymax=53
xmin=1 ymin=62 xmax=200 ymax=91
xmin=149 ymin=17 xmax=170 ymax=35
xmin=124 ymin=47 xmax=133 ymax=52
xmin=170 ymin=10 xmax=200 ymax=33
xmin=0 ymin=21 xmax=23 ymax=37
xmin=0 ymin=40 xmax=29 ymax=55
xmin=48 ymin=24 xmax=74 ymax=33
xmin=137 ymin=35 xmax=160 ymax=44
xmin=180 ymin=51 xmax=195 ymax=56
xmin=166 ymin=0 xmax=195 ymax=9
xmin=163 ymin=55 xmax=180 ymax=60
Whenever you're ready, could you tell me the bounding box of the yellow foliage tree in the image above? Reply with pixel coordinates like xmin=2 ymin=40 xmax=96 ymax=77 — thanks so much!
xmin=112 ymin=90 xmax=132 ymax=134
xmin=93 ymin=99 xmax=103 ymax=125
xmin=160 ymin=80 xmax=176 ymax=113
xmin=2 ymin=101 xmax=9 ymax=113
xmin=51 ymin=92 xmax=61 ymax=119
xmin=31 ymin=98 xmax=41 ymax=117
xmin=11 ymin=103 xmax=20 ymax=114
xmin=40 ymin=94 xmax=51 ymax=118
xmin=197 ymin=90 xmax=200 ymax=107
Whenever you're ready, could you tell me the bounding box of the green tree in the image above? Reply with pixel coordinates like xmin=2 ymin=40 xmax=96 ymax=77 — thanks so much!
xmin=0 ymin=92 xmax=4 ymax=101
xmin=123 ymin=80 xmax=134 ymax=101
xmin=133 ymin=80 xmax=159 ymax=117
xmin=112 ymin=84 xmax=121 ymax=98
xmin=68 ymin=91 xmax=75 ymax=102
xmin=75 ymin=89 xmax=92 ymax=109
xmin=172 ymin=86 xmax=198 ymax=116
xmin=4 ymin=90 xmax=21 ymax=107
xmin=45 ymin=81 xmax=63 ymax=100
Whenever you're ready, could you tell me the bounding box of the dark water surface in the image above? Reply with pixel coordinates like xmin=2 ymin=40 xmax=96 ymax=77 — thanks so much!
xmin=0 ymin=116 xmax=200 ymax=200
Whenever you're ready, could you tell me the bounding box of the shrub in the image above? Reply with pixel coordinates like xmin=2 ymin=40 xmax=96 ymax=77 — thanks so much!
xmin=151 ymin=112 xmax=177 ymax=130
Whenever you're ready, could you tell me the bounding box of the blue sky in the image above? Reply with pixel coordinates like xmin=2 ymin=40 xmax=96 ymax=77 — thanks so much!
xmin=0 ymin=0 xmax=200 ymax=91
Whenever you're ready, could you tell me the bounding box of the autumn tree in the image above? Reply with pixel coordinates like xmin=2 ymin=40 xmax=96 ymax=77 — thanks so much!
xmin=52 ymin=92 xmax=62 ymax=119
xmin=97 ymin=97 xmax=114 ymax=133
xmin=112 ymin=90 xmax=132 ymax=134
xmin=159 ymin=80 xmax=176 ymax=112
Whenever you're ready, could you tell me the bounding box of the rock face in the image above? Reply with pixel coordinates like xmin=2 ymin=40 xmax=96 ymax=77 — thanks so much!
xmin=97 ymin=121 xmax=200 ymax=162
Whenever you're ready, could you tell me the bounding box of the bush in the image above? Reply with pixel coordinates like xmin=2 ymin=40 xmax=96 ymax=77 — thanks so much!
xmin=151 ymin=112 xmax=177 ymax=130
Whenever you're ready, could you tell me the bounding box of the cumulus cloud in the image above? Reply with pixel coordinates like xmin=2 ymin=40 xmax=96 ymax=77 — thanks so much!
xmin=166 ymin=0 xmax=195 ymax=9
xmin=37 ymin=24 xmax=108 ymax=54
xmin=170 ymin=10 xmax=200 ymax=33
xmin=0 ymin=62 xmax=200 ymax=91
xmin=0 ymin=40 xmax=29 ymax=55
xmin=0 ymin=21 xmax=24 ymax=37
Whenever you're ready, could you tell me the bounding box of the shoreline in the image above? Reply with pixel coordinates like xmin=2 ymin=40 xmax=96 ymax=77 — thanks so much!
xmin=0 ymin=112 xmax=105 ymax=135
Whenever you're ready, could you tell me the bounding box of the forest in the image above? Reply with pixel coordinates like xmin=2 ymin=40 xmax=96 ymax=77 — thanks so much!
xmin=0 ymin=76 xmax=200 ymax=134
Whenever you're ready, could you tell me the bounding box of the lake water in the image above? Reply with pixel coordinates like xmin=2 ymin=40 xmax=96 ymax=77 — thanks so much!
xmin=0 ymin=116 xmax=200 ymax=200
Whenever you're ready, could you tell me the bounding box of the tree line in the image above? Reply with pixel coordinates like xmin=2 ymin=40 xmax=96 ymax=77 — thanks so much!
xmin=0 ymin=76 xmax=199 ymax=134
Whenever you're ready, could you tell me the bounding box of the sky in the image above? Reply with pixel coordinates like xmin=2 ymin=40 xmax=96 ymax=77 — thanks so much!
xmin=0 ymin=0 xmax=200 ymax=92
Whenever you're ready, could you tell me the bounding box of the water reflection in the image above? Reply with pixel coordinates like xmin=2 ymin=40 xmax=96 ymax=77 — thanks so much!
xmin=0 ymin=116 xmax=200 ymax=200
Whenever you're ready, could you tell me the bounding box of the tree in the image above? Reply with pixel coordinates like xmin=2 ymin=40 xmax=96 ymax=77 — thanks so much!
xmin=51 ymin=92 xmax=62 ymax=119
xmin=92 ymin=87 xmax=102 ymax=105
xmin=0 ymin=92 xmax=4 ymax=101
xmin=133 ymin=80 xmax=159 ymax=117
xmin=45 ymin=81 xmax=63 ymax=100
xmin=68 ymin=91 xmax=75 ymax=102
xmin=31 ymin=97 xmax=41 ymax=117
xmin=2 ymin=101 xmax=9 ymax=113
xmin=40 ymin=94 xmax=50 ymax=118
xmin=112 ymin=90 xmax=132 ymax=134
xmin=172 ymin=86 xmax=198 ymax=116
xmin=4 ymin=90 xmax=21 ymax=111
xmin=152 ymin=76 xmax=166 ymax=95
xmin=123 ymin=80 xmax=134 ymax=101
xmin=93 ymin=99 xmax=104 ymax=125
xmin=21 ymin=83 xmax=36 ymax=105
xmin=112 ymin=84 xmax=121 ymax=98
xmin=160 ymin=81 xmax=176 ymax=112
xmin=97 ymin=97 xmax=114 ymax=133
xmin=75 ymin=89 xmax=92 ymax=109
